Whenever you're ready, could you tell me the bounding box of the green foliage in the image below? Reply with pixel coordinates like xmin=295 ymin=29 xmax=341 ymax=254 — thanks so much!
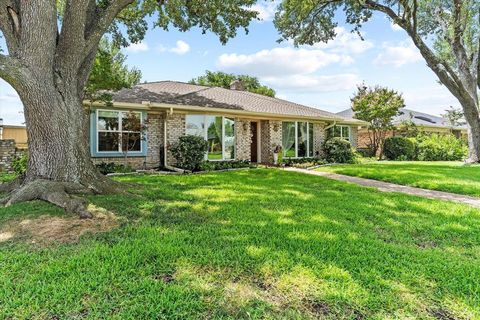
xmin=11 ymin=153 xmax=27 ymax=175
xmin=442 ymin=106 xmax=465 ymax=128
xmin=383 ymin=137 xmax=416 ymax=161
xmin=416 ymin=134 xmax=468 ymax=161
xmin=323 ymin=138 xmax=356 ymax=163
xmin=2 ymin=170 xmax=480 ymax=318
xmin=170 ymin=135 xmax=209 ymax=171
xmin=199 ymin=160 xmax=253 ymax=171
xmin=351 ymin=84 xmax=404 ymax=155
xmin=282 ymin=157 xmax=326 ymax=168
xmin=86 ymin=38 xmax=142 ymax=104
xmin=189 ymin=71 xmax=276 ymax=97
xmin=96 ymin=162 xmax=134 ymax=175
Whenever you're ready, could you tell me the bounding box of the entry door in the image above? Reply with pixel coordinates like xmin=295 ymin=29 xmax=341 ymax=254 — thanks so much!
xmin=250 ymin=122 xmax=258 ymax=163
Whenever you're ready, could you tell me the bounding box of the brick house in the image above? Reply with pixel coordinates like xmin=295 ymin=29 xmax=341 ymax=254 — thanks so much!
xmin=87 ymin=81 xmax=364 ymax=169
xmin=338 ymin=108 xmax=468 ymax=151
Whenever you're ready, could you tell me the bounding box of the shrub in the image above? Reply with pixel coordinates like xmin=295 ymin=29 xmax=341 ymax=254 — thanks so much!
xmin=11 ymin=153 xmax=27 ymax=175
xmin=170 ymin=135 xmax=209 ymax=171
xmin=199 ymin=160 xmax=252 ymax=171
xmin=96 ymin=162 xmax=134 ymax=175
xmin=323 ymin=138 xmax=356 ymax=163
xmin=416 ymin=134 xmax=467 ymax=161
xmin=383 ymin=136 xmax=416 ymax=160
xmin=283 ymin=157 xmax=326 ymax=168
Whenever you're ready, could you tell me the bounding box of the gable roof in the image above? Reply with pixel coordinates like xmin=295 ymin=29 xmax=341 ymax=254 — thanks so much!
xmin=338 ymin=108 xmax=467 ymax=130
xmin=111 ymin=81 xmax=362 ymax=124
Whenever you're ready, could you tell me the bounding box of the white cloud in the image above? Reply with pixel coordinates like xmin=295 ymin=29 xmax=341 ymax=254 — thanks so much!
xmin=157 ymin=40 xmax=190 ymax=55
xmin=170 ymin=40 xmax=190 ymax=55
xmin=125 ymin=41 xmax=149 ymax=53
xmin=218 ymin=47 xmax=352 ymax=77
xmin=403 ymin=86 xmax=460 ymax=115
xmin=374 ymin=40 xmax=422 ymax=67
xmin=312 ymin=27 xmax=374 ymax=54
xmin=262 ymin=74 xmax=360 ymax=93
xmin=250 ymin=1 xmax=280 ymax=22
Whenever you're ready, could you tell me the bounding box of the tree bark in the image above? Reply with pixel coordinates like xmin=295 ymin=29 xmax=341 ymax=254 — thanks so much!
xmin=461 ymin=99 xmax=480 ymax=163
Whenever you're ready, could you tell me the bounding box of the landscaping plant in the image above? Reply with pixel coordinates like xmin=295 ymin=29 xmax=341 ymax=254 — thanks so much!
xmin=383 ymin=137 xmax=416 ymax=161
xmin=170 ymin=135 xmax=209 ymax=172
xmin=416 ymin=134 xmax=468 ymax=161
xmin=323 ymin=138 xmax=356 ymax=163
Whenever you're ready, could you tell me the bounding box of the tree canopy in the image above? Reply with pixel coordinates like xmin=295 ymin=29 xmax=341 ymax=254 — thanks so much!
xmin=351 ymin=84 xmax=405 ymax=155
xmin=190 ymin=71 xmax=276 ymax=97
xmin=274 ymin=0 xmax=480 ymax=162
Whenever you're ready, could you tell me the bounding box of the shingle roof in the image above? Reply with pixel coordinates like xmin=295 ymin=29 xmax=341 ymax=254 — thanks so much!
xmin=112 ymin=81 xmax=351 ymax=121
xmin=337 ymin=108 xmax=467 ymax=130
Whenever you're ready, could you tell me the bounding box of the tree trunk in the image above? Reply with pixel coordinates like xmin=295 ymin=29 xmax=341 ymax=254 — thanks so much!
xmin=461 ymin=99 xmax=480 ymax=163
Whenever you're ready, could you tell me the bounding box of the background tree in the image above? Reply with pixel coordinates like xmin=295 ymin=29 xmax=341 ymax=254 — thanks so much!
xmin=190 ymin=71 xmax=276 ymax=97
xmin=0 ymin=1 xmax=259 ymax=218
xmin=274 ymin=0 xmax=480 ymax=163
xmin=86 ymin=38 xmax=142 ymax=106
xmin=442 ymin=106 xmax=465 ymax=128
xmin=351 ymin=84 xmax=405 ymax=157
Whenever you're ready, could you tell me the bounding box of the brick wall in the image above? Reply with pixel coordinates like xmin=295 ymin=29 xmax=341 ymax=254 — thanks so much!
xmin=260 ymin=120 xmax=282 ymax=164
xmin=313 ymin=123 xmax=325 ymax=157
xmin=165 ymin=113 xmax=186 ymax=165
xmin=91 ymin=157 xmax=146 ymax=169
xmin=234 ymin=118 xmax=251 ymax=161
xmin=0 ymin=140 xmax=20 ymax=172
xmin=146 ymin=112 xmax=164 ymax=167
xmin=350 ymin=126 xmax=359 ymax=148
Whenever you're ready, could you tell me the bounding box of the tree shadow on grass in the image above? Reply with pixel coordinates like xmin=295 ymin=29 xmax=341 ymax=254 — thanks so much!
xmin=2 ymin=169 xmax=480 ymax=319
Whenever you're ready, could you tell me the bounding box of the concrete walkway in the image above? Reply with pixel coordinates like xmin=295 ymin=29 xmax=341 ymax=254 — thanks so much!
xmin=285 ymin=167 xmax=480 ymax=208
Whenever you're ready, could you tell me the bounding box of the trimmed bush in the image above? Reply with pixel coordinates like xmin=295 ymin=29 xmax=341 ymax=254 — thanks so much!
xmin=96 ymin=162 xmax=134 ymax=175
xmin=170 ymin=135 xmax=209 ymax=171
xmin=283 ymin=157 xmax=326 ymax=168
xmin=11 ymin=153 xmax=27 ymax=175
xmin=383 ymin=136 xmax=416 ymax=160
xmin=199 ymin=160 xmax=252 ymax=171
xmin=416 ymin=134 xmax=467 ymax=161
xmin=323 ymin=138 xmax=356 ymax=163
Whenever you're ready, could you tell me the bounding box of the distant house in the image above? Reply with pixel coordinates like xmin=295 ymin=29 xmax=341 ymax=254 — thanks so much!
xmin=87 ymin=81 xmax=365 ymax=169
xmin=0 ymin=122 xmax=28 ymax=149
xmin=337 ymin=108 xmax=468 ymax=150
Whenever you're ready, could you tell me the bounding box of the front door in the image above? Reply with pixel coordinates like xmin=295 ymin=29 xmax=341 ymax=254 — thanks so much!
xmin=250 ymin=122 xmax=258 ymax=163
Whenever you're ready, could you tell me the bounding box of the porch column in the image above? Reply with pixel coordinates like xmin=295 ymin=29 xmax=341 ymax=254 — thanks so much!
xmin=260 ymin=120 xmax=282 ymax=164
xmin=234 ymin=118 xmax=251 ymax=161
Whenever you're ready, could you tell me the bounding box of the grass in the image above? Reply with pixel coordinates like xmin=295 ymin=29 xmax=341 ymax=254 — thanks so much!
xmin=1 ymin=169 xmax=480 ymax=319
xmin=317 ymin=161 xmax=480 ymax=198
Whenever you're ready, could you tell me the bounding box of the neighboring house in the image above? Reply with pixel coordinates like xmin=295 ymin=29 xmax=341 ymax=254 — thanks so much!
xmin=87 ymin=81 xmax=364 ymax=169
xmin=337 ymin=107 xmax=468 ymax=150
xmin=0 ymin=123 xmax=28 ymax=149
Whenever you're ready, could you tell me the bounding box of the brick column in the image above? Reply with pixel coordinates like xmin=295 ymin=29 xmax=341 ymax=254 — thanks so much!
xmin=0 ymin=139 xmax=17 ymax=172
xmin=234 ymin=118 xmax=251 ymax=161
xmin=146 ymin=112 xmax=164 ymax=168
xmin=313 ymin=123 xmax=325 ymax=158
xmin=350 ymin=126 xmax=358 ymax=148
xmin=260 ymin=120 xmax=282 ymax=164
xmin=166 ymin=113 xmax=186 ymax=165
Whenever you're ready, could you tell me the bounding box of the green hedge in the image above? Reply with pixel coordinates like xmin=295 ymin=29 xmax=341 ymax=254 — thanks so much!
xmin=323 ymin=138 xmax=356 ymax=163
xmin=383 ymin=137 xmax=416 ymax=160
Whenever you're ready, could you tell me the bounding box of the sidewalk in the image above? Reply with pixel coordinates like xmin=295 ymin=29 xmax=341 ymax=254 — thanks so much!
xmin=285 ymin=167 xmax=480 ymax=208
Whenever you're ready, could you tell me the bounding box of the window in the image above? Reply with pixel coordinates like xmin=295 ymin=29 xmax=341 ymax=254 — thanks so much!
xmin=186 ymin=115 xmax=236 ymax=160
xmin=282 ymin=121 xmax=314 ymax=158
xmin=96 ymin=110 xmax=143 ymax=153
xmin=327 ymin=125 xmax=351 ymax=141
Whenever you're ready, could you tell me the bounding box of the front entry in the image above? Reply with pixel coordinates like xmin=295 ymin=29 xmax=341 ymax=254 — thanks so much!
xmin=250 ymin=122 xmax=258 ymax=163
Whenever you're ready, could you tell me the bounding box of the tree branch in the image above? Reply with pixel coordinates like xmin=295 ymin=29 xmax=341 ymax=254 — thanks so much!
xmin=0 ymin=53 xmax=31 ymax=91
xmin=0 ymin=0 xmax=21 ymax=54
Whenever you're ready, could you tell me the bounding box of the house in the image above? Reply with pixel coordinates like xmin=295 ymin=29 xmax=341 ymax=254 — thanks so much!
xmin=87 ymin=81 xmax=365 ymax=169
xmin=337 ymin=107 xmax=468 ymax=150
xmin=0 ymin=122 xmax=28 ymax=149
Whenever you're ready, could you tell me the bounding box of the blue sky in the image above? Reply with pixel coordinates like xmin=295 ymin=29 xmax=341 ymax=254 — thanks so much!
xmin=0 ymin=2 xmax=460 ymax=125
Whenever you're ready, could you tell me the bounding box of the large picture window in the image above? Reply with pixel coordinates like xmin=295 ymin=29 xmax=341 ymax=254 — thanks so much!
xmin=186 ymin=115 xmax=236 ymax=160
xmin=282 ymin=121 xmax=314 ymax=158
xmin=96 ymin=110 xmax=143 ymax=153
xmin=327 ymin=125 xmax=351 ymax=141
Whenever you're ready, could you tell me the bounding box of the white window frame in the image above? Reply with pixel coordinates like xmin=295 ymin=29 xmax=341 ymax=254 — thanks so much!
xmin=185 ymin=115 xmax=236 ymax=161
xmin=330 ymin=125 xmax=351 ymax=141
xmin=283 ymin=121 xmax=313 ymax=159
xmin=96 ymin=109 xmax=144 ymax=154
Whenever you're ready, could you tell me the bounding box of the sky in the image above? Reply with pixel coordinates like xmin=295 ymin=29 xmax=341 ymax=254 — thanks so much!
xmin=0 ymin=2 xmax=460 ymax=126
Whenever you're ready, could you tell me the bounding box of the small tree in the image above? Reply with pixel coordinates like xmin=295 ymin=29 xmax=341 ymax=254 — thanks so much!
xmin=116 ymin=111 xmax=147 ymax=168
xmin=190 ymin=71 xmax=276 ymax=97
xmin=442 ymin=106 xmax=465 ymax=129
xmin=351 ymin=85 xmax=404 ymax=157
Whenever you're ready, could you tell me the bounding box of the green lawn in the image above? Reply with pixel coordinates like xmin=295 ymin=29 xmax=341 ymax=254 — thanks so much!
xmin=1 ymin=169 xmax=480 ymax=319
xmin=318 ymin=161 xmax=480 ymax=198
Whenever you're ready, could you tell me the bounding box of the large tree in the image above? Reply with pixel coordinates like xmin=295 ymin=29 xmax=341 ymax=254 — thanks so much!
xmin=274 ymin=0 xmax=480 ymax=163
xmin=0 ymin=1 xmax=258 ymax=217
xmin=190 ymin=70 xmax=276 ymax=97
xmin=351 ymin=84 xmax=404 ymax=156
